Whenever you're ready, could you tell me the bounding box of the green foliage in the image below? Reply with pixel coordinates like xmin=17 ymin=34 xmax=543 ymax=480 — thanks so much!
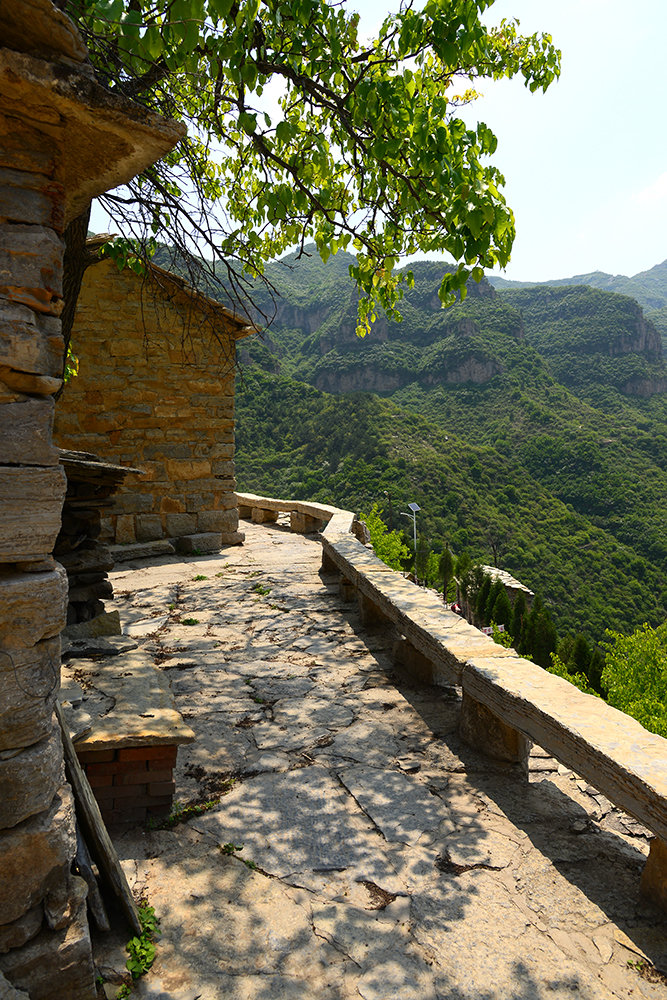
xmin=548 ymin=654 xmax=600 ymax=697
xmin=484 ymin=579 xmax=504 ymax=624
xmin=125 ymin=905 xmax=159 ymax=981
xmin=360 ymin=503 xmax=410 ymax=571
xmin=63 ymin=343 xmax=79 ymax=383
xmin=415 ymin=536 xmax=430 ymax=584
xmin=510 ymin=590 xmax=528 ymax=645
xmin=490 ymin=587 xmax=512 ymax=629
xmin=68 ymin=0 xmax=559 ymax=330
xmin=439 ymin=547 xmax=455 ymax=602
xmin=476 ymin=574 xmax=492 ymax=621
xmin=149 ymin=798 xmax=219 ymax=829
xmin=233 ymin=251 xmax=666 ymax=647
xmin=251 ymin=582 xmax=272 ymax=596
xmin=491 ymin=622 xmax=513 ymax=648
xmin=601 ymin=623 xmax=667 ymax=737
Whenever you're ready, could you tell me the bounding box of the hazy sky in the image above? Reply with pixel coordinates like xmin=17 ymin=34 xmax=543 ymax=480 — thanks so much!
xmin=354 ymin=0 xmax=667 ymax=281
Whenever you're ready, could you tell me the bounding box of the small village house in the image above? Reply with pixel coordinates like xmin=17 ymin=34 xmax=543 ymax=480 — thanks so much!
xmin=55 ymin=243 xmax=254 ymax=550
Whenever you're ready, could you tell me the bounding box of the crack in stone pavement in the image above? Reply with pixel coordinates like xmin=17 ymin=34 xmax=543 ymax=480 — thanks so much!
xmin=91 ymin=520 xmax=667 ymax=1000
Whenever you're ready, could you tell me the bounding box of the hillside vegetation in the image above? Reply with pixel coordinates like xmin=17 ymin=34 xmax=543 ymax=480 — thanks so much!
xmin=236 ymin=367 xmax=667 ymax=644
xmin=488 ymin=258 xmax=667 ymax=353
xmin=184 ymin=245 xmax=666 ymax=645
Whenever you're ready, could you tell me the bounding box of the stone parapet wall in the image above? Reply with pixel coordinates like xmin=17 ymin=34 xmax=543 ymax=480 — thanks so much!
xmin=55 ymin=257 xmax=251 ymax=547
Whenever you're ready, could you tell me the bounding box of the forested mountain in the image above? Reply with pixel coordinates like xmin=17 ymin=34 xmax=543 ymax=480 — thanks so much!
xmin=232 ymin=249 xmax=667 ymax=646
xmin=488 ymin=259 xmax=667 ymax=352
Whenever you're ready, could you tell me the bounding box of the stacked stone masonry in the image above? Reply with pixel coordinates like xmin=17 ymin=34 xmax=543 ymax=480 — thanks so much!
xmin=56 ymin=450 xmax=137 ymax=626
xmin=55 ymin=253 xmax=254 ymax=548
xmin=0 ymin=2 xmax=182 ymax=996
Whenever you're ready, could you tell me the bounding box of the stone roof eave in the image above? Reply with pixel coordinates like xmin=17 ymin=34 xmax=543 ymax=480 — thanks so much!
xmin=1 ymin=1 xmax=185 ymax=226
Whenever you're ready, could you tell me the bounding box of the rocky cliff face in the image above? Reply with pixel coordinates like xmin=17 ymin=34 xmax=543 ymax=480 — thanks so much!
xmin=622 ymin=374 xmax=667 ymax=397
xmin=422 ymin=357 xmax=501 ymax=386
xmin=608 ymin=310 xmax=662 ymax=361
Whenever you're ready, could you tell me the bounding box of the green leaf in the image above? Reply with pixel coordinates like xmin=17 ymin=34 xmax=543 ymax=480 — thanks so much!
xmin=239 ymin=111 xmax=257 ymax=134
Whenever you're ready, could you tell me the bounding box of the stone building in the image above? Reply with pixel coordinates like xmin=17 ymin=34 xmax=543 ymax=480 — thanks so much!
xmin=0 ymin=1 xmax=182 ymax=996
xmin=55 ymin=248 xmax=254 ymax=549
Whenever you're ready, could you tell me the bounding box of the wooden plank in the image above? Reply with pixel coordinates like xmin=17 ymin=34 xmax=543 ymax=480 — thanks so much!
xmin=463 ymin=656 xmax=667 ymax=842
xmin=55 ymin=702 xmax=141 ymax=936
xmin=75 ymin=824 xmax=111 ymax=933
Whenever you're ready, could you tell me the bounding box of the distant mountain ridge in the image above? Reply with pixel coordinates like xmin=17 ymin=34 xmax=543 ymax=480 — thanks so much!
xmin=487 ymin=258 xmax=667 ymax=310
xmin=148 ymin=240 xmax=667 ymax=641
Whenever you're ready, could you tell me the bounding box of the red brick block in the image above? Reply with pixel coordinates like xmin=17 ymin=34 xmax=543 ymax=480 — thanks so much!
xmin=117 ymin=745 xmax=177 ymax=764
xmin=144 ymin=768 xmax=173 ymax=783
xmin=87 ymin=772 xmax=113 ymax=788
xmin=117 ymin=794 xmax=156 ymax=810
xmin=148 ymin=780 xmax=176 ymax=797
xmin=113 ymin=769 xmax=154 ymax=786
xmin=88 ymin=759 xmax=148 ymax=777
xmin=77 ymin=749 xmax=116 ymax=764
xmin=95 ymin=784 xmax=147 ymax=801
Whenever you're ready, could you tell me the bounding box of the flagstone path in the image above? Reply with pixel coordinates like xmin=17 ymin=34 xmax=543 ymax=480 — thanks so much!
xmin=92 ymin=518 xmax=667 ymax=1000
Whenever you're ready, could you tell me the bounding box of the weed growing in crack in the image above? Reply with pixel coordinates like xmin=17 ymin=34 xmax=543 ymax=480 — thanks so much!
xmin=115 ymin=903 xmax=160 ymax=997
xmin=221 ymin=841 xmax=243 ymax=855
xmin=182 ymin=617 xmax=200 ymax=626
xmin=251 ymin=582 xmax=272 ymax=596
xmin=148 ymin=799 xmax=218 ymax=830
xmin=220 ymin=843 xmax=259 ymax=871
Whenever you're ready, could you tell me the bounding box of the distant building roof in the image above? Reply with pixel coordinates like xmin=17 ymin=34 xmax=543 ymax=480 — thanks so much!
xmin=480 ymin=565 xmax=534 ymax=597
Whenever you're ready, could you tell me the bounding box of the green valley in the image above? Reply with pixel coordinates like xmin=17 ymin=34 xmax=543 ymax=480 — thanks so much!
xmin=233 ymin=249 xmax=667 ymax=649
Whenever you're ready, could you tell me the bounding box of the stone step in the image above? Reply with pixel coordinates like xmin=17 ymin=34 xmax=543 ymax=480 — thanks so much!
xmin=109 ymin=540 xmax=175 ymax=563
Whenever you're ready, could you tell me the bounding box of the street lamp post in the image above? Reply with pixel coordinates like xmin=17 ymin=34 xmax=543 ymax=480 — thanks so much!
xmin=400 ymin=502 xmax=421 ymax=583
xmin=383 ymin=490 xmax=394 ymax=531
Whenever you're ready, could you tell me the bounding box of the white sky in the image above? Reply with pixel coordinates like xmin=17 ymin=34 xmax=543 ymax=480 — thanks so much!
xmin=91 ymin=0 xmax=667 ymax=283
xmin=353 ymin=0 xmax=667 ymax=281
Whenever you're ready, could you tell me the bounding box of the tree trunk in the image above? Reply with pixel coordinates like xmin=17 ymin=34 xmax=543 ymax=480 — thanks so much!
xmin=56 ymin=204 xmax=92 ymax=400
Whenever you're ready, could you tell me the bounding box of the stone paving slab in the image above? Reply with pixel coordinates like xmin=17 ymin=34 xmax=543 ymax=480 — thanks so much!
xmin=90 ymin=521 xmax=667 ymax=1000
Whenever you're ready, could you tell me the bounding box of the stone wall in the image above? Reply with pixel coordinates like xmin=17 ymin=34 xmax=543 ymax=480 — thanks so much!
xmin=55 ymin=256 xmax=253 ymax=547
xmin=0 ymin=2 xmax=182 ymax=995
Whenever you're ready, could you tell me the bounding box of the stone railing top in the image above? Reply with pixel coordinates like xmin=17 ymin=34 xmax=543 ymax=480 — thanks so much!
xmin=236 ymin=492 xmax=353 ymax=527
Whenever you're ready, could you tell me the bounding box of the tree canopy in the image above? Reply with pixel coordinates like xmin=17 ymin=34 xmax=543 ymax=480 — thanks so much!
xmin=66 ymin=0 xmax=560 ymax=329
